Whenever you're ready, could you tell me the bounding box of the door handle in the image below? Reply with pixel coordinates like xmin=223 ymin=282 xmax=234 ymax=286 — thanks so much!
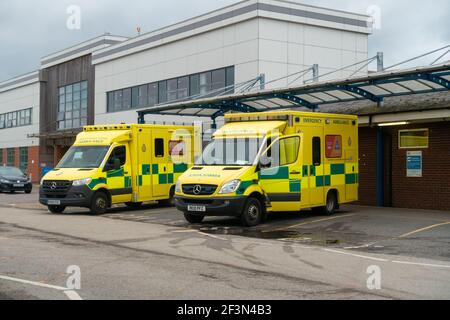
xmin=290 ymin=171 xmax=301 ymax=175
xmin=124 ymin=171 xmax=129 ymax=175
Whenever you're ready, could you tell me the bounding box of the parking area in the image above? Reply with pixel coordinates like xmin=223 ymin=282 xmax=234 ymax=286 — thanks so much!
xmin=1 ymin=188 xmax=449 ymax=262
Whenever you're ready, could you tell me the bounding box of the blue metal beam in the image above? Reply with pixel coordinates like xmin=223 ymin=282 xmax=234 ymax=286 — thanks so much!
xmin=269 ymin=92 xmax=318 ymax=110
xmin=334 ymin=84 xmax=384 ymax=103
xmin=416 ymin=73 xmax=450 ymax=89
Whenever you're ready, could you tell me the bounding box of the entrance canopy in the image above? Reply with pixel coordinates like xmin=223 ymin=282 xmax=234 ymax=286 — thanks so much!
xmin=137 ymin=63 xmax=450 ymax=123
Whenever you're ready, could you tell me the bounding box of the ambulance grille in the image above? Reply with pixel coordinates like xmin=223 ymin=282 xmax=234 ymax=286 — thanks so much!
xmin=42 ymin=180 xmax=72 ymax=193
xmin=182 ymin=184 xmax=217 ymax=195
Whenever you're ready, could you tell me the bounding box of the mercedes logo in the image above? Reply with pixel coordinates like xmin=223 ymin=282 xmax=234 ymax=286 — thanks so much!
xmin=193 ymin=185 xmax=202 ymax=195
xmin=50 ymin=182 xmax=57 ymax=190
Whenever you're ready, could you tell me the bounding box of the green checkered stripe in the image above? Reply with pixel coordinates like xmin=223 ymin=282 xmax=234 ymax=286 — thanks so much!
xmin=304 ymin=164 xmax=358 ymax=186
xmin=88 ymin=167 xmax=132 ymax=189
xmin=258 ymin=166 xmax=302 ymax=193
xmin=137 ymin=163 xmax=188 ymax=186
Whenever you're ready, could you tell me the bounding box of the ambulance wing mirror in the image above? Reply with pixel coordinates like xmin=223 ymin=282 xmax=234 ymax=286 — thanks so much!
xmin=258 ymin=155 xmax=272 ymax=169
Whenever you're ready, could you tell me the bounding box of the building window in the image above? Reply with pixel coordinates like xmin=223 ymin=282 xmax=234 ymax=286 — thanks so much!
xmin=106 ymin=66 xmax=235 ymax=113
xmin=19 ymin=147 xmax=28 ymax=172
xmin=7 ymin=148 xmax=15 ymax=167
xmin=399 ymin=129 xmax=429 ymax=149
xmin=0 ymin=149 xmax=3 ymax=164
xmin=57 ymin=80 xmax=88 ymax=130
xmin=0 ymin=108 xmax=31 ymax=130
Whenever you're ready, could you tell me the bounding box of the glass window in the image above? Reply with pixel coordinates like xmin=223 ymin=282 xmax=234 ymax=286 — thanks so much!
xmin=155 ymin=138 xmax=164 ymax=157
xmin=159 ymin=81 xmax=167 ymax=103
xmin=313 ymin=137 xmax=322 ymax=165
xmin=211 ymin=69 xmax=226 ymax=92
xmin=226 ymin=67 xmax=235 ymax=89
xmin=280 ymin=136 xmax=300 ymax=166
xmin=114 ymin=90 xmax=123 ymax=111
xmin=177 ymin=76 xmax=189 ymax=99
xmin=106 ymin=146 xmax=126 ymax=168
xmin=199 ymin=72 xmax=211 ymax=95
xmin=58 ymin=81 xmax=88 ymax=130
xmin=7 ymin=148 xmax=15 ymax=166
xmin=325 ymin=135 xmax=342 ymax=158
xmin=19 ymin=147 xmax=28 ymax=172
xmin=122 ymin=88 xmax=132 ymax=110
xmin=148 ymin=83 xmax=158 ymax=106
xmin=0 ymin=149 xmax=3 ymax=164
xmin=167 ymin=79 xmax=178 ymax=102
xmin=107 ymin=92 xmax=114 ymax=112
xmin=399 ymin=129 xmax=429 ymax=149
xmin=190 ymin=74 xmax=200 ymax=96
xmin=57 ymin=146 xmax=110 ymax=169
xmin=197 ymin=138 xmax=262 ymax=166
xmin=0 ymin=114 xmax=5 ymax=129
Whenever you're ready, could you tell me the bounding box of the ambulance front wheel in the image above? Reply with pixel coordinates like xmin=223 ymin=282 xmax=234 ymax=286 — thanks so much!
xmin=90 ymin=191 xmax=108 ymax=215
xmin=48 ymin=205 xmax=66 ymax=214
xmin=240 ymin=197 xmax=263 ymax=227
xmin=184 ymin=213 xmax=205 ymax=224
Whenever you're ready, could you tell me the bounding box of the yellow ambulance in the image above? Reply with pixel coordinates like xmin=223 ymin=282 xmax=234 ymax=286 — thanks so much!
xmin=174 ymin=111 xmax=359 ymax=226
xmin=39 ymin=124 xmax=195 ymax=214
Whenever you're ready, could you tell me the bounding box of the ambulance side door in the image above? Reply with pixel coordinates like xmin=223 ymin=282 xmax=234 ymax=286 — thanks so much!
xmin=137 ymin=128 xmax=152 ymax=201
xmin=258 ymin=135 xmax=302 ymax=212
xmin=104 ymin=144 xmax=132 ymax=204
xmin=151 ymin=129 xmax=170 ymax=198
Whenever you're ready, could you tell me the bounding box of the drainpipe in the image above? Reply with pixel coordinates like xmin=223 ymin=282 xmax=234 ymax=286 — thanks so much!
xmin=376 ymin=126 xmax=385 ymax=207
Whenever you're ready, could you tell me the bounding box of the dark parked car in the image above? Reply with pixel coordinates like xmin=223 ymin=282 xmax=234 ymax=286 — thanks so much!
xmin=0 ymin=166 xmax=32 ymax=193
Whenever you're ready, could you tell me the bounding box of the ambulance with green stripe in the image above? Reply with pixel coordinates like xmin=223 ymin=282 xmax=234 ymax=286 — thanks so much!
xmin=39 ymin=124 xmax=195 ymax=214
xmin=174 ymin=111 xmax=358 ymax=226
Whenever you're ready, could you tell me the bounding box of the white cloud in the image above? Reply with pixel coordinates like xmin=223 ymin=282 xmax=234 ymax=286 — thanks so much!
xmin=0 ymin=0 xmax=448 ymax=81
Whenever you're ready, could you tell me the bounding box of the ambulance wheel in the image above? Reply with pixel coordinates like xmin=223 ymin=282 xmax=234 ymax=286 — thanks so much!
xmin=160 ymin=186 xmax=175 ymax=207
xmin=314 ymin=191 xmax=338 ymax=215
xmin=90 ymin=191 xmax=108 ymax=215
xmin=240 ymin=197 xmax=263 ymax=227
xmin=48 ymin=205 xmax=66 ymax=214
xmin=184 ymin=213 xmax=204 ymax=224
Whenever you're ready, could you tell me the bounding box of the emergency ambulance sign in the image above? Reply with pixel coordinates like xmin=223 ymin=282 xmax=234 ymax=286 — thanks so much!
xmin=407 ymin=151 xmax=422 ymax=177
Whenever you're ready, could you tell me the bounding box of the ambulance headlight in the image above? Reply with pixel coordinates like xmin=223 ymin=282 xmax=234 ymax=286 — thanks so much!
xmin=219 ymin=180 xmax=241 ymax=194
xmin=72 ymin=178 xmax=92 ymax=186
xmin=175 ymin=180 xmax=181 ymax=193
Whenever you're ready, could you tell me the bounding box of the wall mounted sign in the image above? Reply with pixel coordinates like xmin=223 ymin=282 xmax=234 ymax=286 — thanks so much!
xmin=406 ymin=151 xmax=422 ymax=177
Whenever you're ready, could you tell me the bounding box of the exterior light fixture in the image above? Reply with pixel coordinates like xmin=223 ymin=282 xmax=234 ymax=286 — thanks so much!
xmin=378 ymin=121 xmax=409 ymax=127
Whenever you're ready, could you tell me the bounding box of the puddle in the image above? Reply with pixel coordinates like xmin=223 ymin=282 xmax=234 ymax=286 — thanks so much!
xmin=198 ymin=226 xmax=341 ymax=245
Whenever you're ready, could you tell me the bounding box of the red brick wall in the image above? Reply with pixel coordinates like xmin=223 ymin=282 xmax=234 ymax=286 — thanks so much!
xmin=358 ymin=127 xmax=377 ymax=206
xmin=28 ymin=146 xmax=40 ymax=183
xmin=384 ymin=122 xmax=450 ymax=211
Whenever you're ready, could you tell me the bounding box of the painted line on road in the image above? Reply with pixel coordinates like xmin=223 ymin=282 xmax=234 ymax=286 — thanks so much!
xmin=398 ymin=221 xmax=450 ymax=238
xmin=264 ymin=213 xmax=355 ymax=233
xmin=391 ymin=260 xmax=450 ymax=269
xmin=198 ymin=232 xmax=228 ymax=241
xmin=0 ymin=274 xmax=83 ymax=300
xmin=322 ymin=248 xmax=389 ymax=262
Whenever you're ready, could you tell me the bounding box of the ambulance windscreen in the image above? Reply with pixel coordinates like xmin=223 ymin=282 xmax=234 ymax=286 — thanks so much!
xmin=196 ymin=137 xmax=264 ymax=166
xmin=57 ymin=146 xmax=110 ymax=169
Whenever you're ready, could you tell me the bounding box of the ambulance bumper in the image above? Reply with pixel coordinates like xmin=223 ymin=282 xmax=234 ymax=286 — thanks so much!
xmin=174 ymin=196 xmax=247 ymax=216
xmin=39 ymin=185 xmax=94 ymax=208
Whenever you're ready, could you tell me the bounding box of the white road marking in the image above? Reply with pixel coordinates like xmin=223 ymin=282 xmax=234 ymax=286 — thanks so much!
xmin=0 ymin=274 xmax=83 ymax=300
xmin=265 ymin=213 xmax=355 ymax=233
xmin=392 ymin=260 xmax=450 ymax=269
xmin=323 ymin=248 xmax=389 ymax=262
xmin=198 ymin=232 xmax=228 ymax=241
xmin=398 ymin=221 xmax=450 ymax=238
xmin=64 ymin=290 xmax=83 ymax=300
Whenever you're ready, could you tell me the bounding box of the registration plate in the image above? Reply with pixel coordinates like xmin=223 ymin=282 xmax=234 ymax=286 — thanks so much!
xmin=187 ymin=205 xmax=206 ymax=212
xmin=47 ymin=200 xmax=61 ymax=205
xmin=13 ymin=184 xmax=24 ymax=187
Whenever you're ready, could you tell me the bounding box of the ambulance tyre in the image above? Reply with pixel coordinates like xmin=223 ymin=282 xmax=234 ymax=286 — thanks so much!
xmin=240 ymin=197 xmax=263 ymax=227
xmin=48 ymin=205 xmax=66 ymax=214
xmin=314 ymin=191 xmax=338 ymax=215
xmin=184 ymin=213 xmax=205 ymax=224
xmin=90 ymin=191 xmax=108 ymax=215
xmin=160 ymin=186 xmax=175 ymax=207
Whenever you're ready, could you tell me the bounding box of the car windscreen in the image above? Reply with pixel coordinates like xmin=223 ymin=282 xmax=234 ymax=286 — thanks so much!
xmin=0 ymin=167 xmax=25 ymax=177
xmin=56 ymin=146 xmax=110 ymax=169
xmin=196 ymin=137 xmax=264 ymax=166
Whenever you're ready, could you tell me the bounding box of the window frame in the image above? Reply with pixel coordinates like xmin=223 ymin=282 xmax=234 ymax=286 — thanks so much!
xmin=57 ymin=80 xmax=88 ymax=130
xmin=398 ymin=128 xmax=429 ymax=149
xmin=312 ymin=137 xmax=321 ymax=166
xmin=154 ymin=138 xmax=165 ymax=158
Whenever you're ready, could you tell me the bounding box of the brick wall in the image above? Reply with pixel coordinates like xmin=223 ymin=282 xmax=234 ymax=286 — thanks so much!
xmin=28 ymin=146 xmax=40 ymax=183
xmin=384 ymin=122 xmax=450 ymax=211
xmin=357 ymin=127 xmax=377 ymax=206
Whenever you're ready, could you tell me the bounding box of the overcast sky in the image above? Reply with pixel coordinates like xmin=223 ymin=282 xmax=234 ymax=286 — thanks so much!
xmin=0 ymin=0 xmax=449 ymax=82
